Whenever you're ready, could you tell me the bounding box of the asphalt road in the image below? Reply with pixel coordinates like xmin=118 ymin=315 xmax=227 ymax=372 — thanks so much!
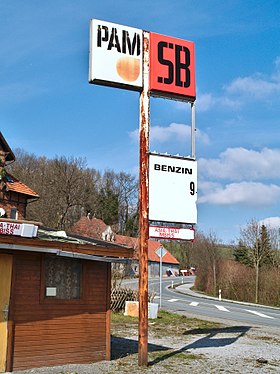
xmin=122 ymin=277 xmax=280 ymax=329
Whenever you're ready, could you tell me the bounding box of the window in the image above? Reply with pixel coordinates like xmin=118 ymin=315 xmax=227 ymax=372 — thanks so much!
xmin=10 ymin=208 xmax=18 ymax=219
xmin=44 ymin=256 xmax=82 ymax=300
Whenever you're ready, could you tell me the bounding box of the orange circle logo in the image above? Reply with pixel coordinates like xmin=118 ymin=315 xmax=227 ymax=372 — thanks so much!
xmin=116 ymin=57 xmax=140 ymax=82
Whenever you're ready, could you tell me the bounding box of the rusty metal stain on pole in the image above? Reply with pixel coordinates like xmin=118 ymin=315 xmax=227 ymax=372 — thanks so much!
xmin=138 ymin=30 xmax=150 ymax=367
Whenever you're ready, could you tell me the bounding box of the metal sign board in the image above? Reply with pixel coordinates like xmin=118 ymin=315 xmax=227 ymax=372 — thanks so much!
xmin=149 ymin=32 xmax=196 ymax=101
xmin=89 ymin=19 xmax=143 ymax=91
xmin=155 ymin=246 xmax=167 ymax=258
xmin=0 ymin=221 xmax=38 ymax=238
xmin=149 ymin=154 xmax=197 ymax=224
xmin=149 ymin=226 xmax=195 ymax=240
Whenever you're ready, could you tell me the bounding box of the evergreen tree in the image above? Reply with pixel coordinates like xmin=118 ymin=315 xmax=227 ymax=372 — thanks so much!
xmin=236 ymin=220 xmax=274 ymax=303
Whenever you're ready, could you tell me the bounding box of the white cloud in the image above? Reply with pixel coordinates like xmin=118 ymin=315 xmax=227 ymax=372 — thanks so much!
xmin=198 ymin=182 xmax=280 ymax=207
xmin=225 ymin=56 xmax=280 ymax=98
xmin=194 ymin=56 xmax=280 ymax=112
xmin=129 ymin=122 xmax=209 ymax=145
xmin=225 ymin=74 xmax=280 ymax=98
xmin=197 ymin=93 xmax=241 ymax=112
xmin=199 ymin=147 xmax=280 ymax=181
xmin=151 ymin=123 xmax=187 ymax=143
xmin=259 ymin=216 xmax=280 ymax=229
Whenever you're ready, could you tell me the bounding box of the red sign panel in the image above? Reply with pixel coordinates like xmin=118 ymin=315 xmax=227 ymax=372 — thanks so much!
xmin=149 ymin=32 xmax=196 ymax=101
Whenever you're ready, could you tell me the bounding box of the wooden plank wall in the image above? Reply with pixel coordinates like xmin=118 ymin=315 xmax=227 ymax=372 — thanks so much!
xmin=10 ymin=252 xmax=110 ymax=371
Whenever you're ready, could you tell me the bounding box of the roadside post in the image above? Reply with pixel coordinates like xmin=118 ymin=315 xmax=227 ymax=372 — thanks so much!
xmin=155 ymin=246 xmax=167 ymax=308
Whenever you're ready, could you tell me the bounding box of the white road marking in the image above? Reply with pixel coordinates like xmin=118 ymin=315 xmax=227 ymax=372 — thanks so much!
xmin=168 ymin=299 xmax=179 ymax=303
xmin=246 ymin=310 xmax=274 ymax=319
xmin=154 ymin=296 xmax=160 ymax=299
xmin=215 ymin=305 xmax=230 ymax=312
xmin=190 ymin=302 xmax=199 ymax=307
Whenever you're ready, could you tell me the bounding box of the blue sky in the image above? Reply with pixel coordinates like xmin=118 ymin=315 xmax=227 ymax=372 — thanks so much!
xmin=1 ymin=1 xmax=280 ymax=243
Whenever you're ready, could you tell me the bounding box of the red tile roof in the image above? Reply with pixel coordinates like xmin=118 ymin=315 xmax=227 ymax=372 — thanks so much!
xmin=115 ymin=234 xmax=179 ymax=265
xmin=71 ymin=217 xmax=179 ymax=265
xmin=71 ymin=216 xmax=109 ymax=238
xmin=5 ymin=173 xmax=39 ymax=198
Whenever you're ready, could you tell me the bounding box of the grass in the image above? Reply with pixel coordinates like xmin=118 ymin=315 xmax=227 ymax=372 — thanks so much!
xmin=111 ymin=309 xmax=221 ymax=338
xmin=251 ymin=335 xmax=280 ymax=344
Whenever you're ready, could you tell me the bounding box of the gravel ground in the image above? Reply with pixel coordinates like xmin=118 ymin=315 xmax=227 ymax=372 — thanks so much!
xmin=10 ymin=318 xmax=280 ymax=374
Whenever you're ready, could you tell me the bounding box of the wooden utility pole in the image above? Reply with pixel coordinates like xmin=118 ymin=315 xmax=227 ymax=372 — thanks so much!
xmin=138 ymin=30 xmax=150 ymax=367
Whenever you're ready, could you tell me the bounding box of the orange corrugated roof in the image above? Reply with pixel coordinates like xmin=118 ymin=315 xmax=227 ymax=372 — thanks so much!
xmin=5 ymin=174 xmax=39 ymax=198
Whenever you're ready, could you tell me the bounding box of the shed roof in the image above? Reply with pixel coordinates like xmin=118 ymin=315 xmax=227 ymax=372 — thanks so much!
xmin=0 ymin=223 xmax=133 ymax=262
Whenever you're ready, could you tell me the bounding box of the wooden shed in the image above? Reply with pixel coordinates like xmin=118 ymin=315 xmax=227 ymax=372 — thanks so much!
xmin=0 ymin=220 xmax=133 ymax=372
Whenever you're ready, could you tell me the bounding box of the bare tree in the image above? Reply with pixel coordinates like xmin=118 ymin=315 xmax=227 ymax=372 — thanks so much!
xmin=8 ymin=149 xmax=139 ymax=232
xmin=192 ymin=231 xmax=221 ymax=296
xmin=115 ymin=172 xmax=138 ymax=234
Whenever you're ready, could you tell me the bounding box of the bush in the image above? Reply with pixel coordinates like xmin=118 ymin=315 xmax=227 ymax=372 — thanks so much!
xmin=207 ymin=260 xmax=280 ymax=307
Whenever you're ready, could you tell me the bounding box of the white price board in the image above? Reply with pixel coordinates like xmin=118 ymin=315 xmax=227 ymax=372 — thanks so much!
xmin=149 ymin=154 xmax=197 ymax=224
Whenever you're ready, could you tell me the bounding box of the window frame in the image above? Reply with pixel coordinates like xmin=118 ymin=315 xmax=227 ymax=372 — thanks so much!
xmin=40 ymin=254 xmax=85 ymax=304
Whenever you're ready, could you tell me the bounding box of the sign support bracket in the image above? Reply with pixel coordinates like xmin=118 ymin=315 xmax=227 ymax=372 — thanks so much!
xmin=191 ymin=101 xmax=196 ymax=159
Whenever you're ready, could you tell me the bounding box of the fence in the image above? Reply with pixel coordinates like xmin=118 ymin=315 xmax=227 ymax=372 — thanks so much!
xmin=110 ymin=287 xmax=155 ymax=312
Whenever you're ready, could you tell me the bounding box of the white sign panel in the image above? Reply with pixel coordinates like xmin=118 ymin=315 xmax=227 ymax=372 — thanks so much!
xmin=149 ymin=154 xmax=197 ymax=224
xmin=149 ymin=226 xmax=195 ymax=240
xmin=0 ymin=221 xmax=38 ymax=238
xmin=89 ymin=19 xmax=143 ymax=90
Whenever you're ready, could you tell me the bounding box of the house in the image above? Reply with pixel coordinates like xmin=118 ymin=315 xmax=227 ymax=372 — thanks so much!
xmin=0 ymin=223 xmax=133 ymax=372
xmin=0 ymin=133 xmax=133 ymax=372
xmin=0 ymin=132 xmax=39 ymax=220
xmin=71 ymin=216 xmax=180 ymax=277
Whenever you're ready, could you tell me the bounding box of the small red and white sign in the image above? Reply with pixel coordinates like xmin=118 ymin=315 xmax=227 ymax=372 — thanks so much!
xmin=0 ymin=221 xmax=38 ymax=238
xmin=149 ymin=32 xmax=196 ymax=100
xmin=149 ymin=226 xmax=195 ymax=240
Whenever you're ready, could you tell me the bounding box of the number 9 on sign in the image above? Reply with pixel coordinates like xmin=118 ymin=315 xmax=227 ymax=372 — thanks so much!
xmin=190 ymin=181 xmax=195 ymax=196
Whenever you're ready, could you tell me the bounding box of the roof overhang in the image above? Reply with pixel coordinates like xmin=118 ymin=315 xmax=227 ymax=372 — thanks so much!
xmin=0 ymin=232 xmax=134 ymax=260
xmin=0 ymin=132 xmax=15 ymax=162
xmin=0 ymin=242 xmax=129 ymax=263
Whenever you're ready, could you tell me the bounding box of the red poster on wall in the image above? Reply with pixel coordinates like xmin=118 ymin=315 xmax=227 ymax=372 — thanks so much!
xmin=149 ymin=32 xmax=196 ymax=101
